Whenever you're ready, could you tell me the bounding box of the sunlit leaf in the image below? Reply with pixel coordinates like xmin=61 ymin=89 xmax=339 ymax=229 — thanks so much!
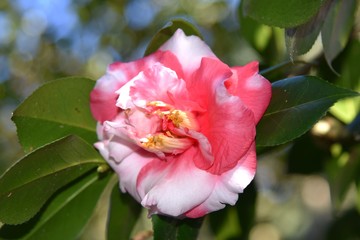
xmin=238 ymin=2 xmax=272 ymax=52
xmin=152 ymin=215 xmax=203 ymax=240
xmin=322 ymin=0 xmax=356 ymax=69
xmin=0 ymin=135 xmax=104 ymax=225
xmin=107 ymin=181 xmax=142 ymax=240
xmin=0 ymin=171 xmax=111 ymax=240
xmin=256 ymin=76 xmax=359 ymax=146
xmin=285 ymin=0 xmax=333 ymax=58
xmin=144 ymin=18 xmax=202 ymax=56
xmin=12 ymin=77 xmax=97 ymax=152
xmin=329 ymin=41 xmax=360 ymax=123
xmin=242 ymin=0 xmax=324 ymax=28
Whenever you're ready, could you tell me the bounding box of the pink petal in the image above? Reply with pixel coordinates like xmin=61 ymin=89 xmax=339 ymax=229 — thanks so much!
xmin=90 ymin=51 xmax=183 ymax=122
xmin=185 ymin=143 xmax=256 ymax=218
xmin=127 ymin=63 xmax=189 ymax=109
xmin=188 ymin=58 xmax=256 ymax=174
xmin=90 ymin=74 xmax=121 ymax=122
xmin=186 ymin=57 xmax=233 ymax=108
xmin=160 ymin=29 xmax=217 ymax=76
xmin=226 ymin=61 xmax=272 ymax=123
xmin=136 ymin=147 xmax=217 ymax=217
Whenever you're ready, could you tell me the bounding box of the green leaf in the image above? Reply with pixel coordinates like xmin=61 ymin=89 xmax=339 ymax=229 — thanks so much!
xmin=329 ymin=41 xmax=360 ymax=123
xmin=242 ymin=0 xmax=325 ymax=28
xmin=256 ymin=76 xmax=359 ymax=146
xmin=238 ymin=1 xmax=272 ymax=52
xmin=322 ymin=0 xmax=356 ymax=68
xmin=106 ymin=180 xmax=142 ymax=240
xmin=12 ymin=77 xmax=97 ymax=152
xmin=285 ymin=0 xmax=333 ymax=58
xmin=0 ymin=171 xmax=111 ymax=240
xmin=144 ymin=18 xmax=203 ymax=56
xmin=152 ymin=215 xmax=203 ymax=240
xmin=0 ymin=135 xmax=104 ymax=225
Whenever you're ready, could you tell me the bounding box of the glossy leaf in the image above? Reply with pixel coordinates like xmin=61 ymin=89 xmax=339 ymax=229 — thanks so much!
xmin=242 ymin=0 xmax=324 ymax=28
xmin=285 ymin=0 xmax=333 ymax=58
xmin=144 ymin=18 xmax=202 ymax=56
xmin=329 ymin=41 xmax=360 ymax=123
xmin=107 ymin=181 xmax=142 ymax=240
xmin=256 ymin=76 xmax=359 ymax=146
xmin=0 ymin=171 xmax=111 ymax=240
xmin=152 ymin=215 xmax=203 ymax=240
xmin=322 ymin=0 xmax=356 ymax=68
xmin=12 ymin=77 xmax=97 ymax=152
xmin=0 ymin=135 xmax=104 ymax=224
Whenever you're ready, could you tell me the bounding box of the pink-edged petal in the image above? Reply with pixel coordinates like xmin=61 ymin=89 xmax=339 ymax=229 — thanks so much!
xmin=90 ymin=74 xmax=121 ymax=122
xmin=108 ymin=50 xmax=184 ymax=82
xmin=129 ymin=63 xmax=189 ymax=109
xmin=107 ymin=149 xmax=155 ymax=202
xmin=160 ymin=29 xmax=217 ymax=76
xmin=90 ymin=51 xmax=183 ymax=122
xmin=136 ymin=147 xmax=217 ymax=217
xmin=185 ymin=143 xmax=256 ymax=218
xmin=226 ymin=61 xmax=272 ymax=123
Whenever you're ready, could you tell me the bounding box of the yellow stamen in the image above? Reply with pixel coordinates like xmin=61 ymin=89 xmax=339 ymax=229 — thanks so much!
xmin=140 ymin=135 xmax=163 ymax=148
xmin=140 ymin=133 xmax=193 ymax=154
xmin=167 ymin=110 xmax=183 ymax=127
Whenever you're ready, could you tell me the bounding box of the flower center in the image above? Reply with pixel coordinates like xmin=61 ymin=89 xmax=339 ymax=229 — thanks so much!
xmin=137 ymin=101 xmax=199 ymax=157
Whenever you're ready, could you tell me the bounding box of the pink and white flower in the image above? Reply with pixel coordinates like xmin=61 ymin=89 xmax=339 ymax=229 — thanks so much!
xmin=90 ymin=29 xmax=271 ymax=218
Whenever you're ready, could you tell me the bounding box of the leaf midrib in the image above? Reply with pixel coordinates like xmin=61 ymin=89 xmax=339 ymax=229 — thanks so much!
xmin=22 ymin=173 xmax=100 ymax=240
xmin=0 ymin=161 xmax=101 ymax=196
xmin=13 ymin=115 xmax=96 ymax=132
xmin=264 ymin=92 xmax=358 ymax=117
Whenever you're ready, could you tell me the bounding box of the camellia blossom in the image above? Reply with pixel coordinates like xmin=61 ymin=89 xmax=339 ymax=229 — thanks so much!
xmin=90 ymin=29 xmax=271 ymax=218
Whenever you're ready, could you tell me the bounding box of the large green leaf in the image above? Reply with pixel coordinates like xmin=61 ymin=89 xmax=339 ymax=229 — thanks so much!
xmin=256 ymin=76 xmax=359 ymax=146
xmin=144 ymin=18 xmax=202 ymax=56
xmin=106 ymin=181 xmax=142 ymax=240
xmin=242 ymin=0 xmax=325 ymax=28
xmin=12 ymin=77 xmax=97 ymax=152
xmin=0 ymin=171 xmax=111 ymax=240
xmin=152 ymin=215 xmax=203 ymax=240
xmin=0 ymin=135 xmax=104 ymax=224
xmin=322 ymin=0 xmax=356 ymax=68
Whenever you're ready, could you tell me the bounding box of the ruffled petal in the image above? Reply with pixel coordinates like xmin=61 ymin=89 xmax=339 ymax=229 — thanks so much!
xmin=204 ymin=81 xmax=256 ymax=174
xmin=187 ymin=57 xmax=233 ymax=108
xmin=136 ymin=147 xmax=217 ymax=217
xmin=185 ymin=143 xmax=256 ymax=218
xmin=90 ymin=74 xmax=122 ymax=122
xmin=130 ymin=64 xmax=189 ymax=109
xmin=90 ymin=51 xmax=183 ymax=122
xmin=226 ymin=61 xmax=272 ymax=123
xmin=188 ymin=58 xmax=256 ymax=174
xmin=107 ymin=149 xmax=155 ymax=202
xmin=160 ymin=29 xmax=217 ymax=76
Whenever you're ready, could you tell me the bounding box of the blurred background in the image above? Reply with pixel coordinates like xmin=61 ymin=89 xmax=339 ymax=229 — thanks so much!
xmin=1 ymin=0 xmax=360 ymax=239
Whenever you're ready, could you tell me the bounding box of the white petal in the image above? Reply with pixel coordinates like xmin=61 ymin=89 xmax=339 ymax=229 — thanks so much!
xmin=108 ymin=149 xmax=154 ymax=202
xmin=159 ymin=29 xmax=217 ymax=75
xmin=138 ymin=147 xmax=217 ymax=217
